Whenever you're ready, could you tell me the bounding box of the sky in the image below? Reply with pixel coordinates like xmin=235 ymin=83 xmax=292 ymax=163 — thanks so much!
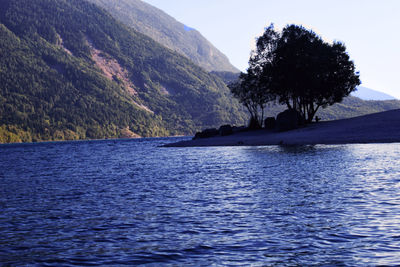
xmin=142 ymin=0 xmax=400 ymax=99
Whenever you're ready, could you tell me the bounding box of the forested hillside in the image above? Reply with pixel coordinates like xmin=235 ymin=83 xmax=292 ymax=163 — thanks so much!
xmin=319 ymin=97 xmax=400 ymax=120
xmin=87 ymin=0 xmax=239 ymax=73
xmin=259 ymin=97 xmax=400 ymax=122
xmin=0 ymin=0 xmax=247 ymax=143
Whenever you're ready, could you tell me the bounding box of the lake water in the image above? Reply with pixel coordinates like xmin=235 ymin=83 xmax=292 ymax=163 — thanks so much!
xmin=1 ymin=138 xmax=400 ymax=266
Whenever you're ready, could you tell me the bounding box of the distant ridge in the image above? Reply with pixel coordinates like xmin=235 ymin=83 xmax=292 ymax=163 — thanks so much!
xmin=87 ymin=0 xmax=239 ymax=73
xmin=352 ymin=86 xmax=397 ymax=101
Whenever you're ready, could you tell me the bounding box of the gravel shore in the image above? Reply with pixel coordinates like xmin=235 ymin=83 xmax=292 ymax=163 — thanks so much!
xmin=166 ymin=109 xmax=400 ymax=147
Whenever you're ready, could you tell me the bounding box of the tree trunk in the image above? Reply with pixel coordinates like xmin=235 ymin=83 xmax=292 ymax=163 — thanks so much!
xmin=307 ymin=104 xmax=320 ymax=123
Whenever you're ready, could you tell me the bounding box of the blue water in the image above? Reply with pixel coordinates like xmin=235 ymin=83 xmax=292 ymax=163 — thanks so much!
xmin=1 ymin=138 xmax=400 ymax=266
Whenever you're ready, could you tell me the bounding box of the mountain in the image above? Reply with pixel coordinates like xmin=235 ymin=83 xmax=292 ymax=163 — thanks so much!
xmin=210 ymin=71 xmax=241 ymax=85
xmin=248 ymin=96 xmax=400 ymax=124
xmin=0 ymin=0 xmax=247 ymax=143
xmin=318 ymin=96 xmax=400 ymax=120
xmin=352 ymin=86 xmax=397 ymax=100
xmin=87 ymin=0 xmax=239 ymax=73
xmin=1 ymin=0 xmax=399 ymax=144
xmin=249 ymin=96 xmax=400 ymax=123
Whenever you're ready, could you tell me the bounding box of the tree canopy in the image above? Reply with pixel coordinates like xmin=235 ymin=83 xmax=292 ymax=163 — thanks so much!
xmin=230 ymin=24 xmax=361 ymax=125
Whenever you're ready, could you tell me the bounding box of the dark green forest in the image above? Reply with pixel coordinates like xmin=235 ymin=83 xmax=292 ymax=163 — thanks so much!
xmin=0 ymin=0 xmax=247 ymax=143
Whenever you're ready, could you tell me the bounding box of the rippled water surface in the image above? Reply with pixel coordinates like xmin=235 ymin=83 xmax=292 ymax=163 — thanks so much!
xmin=1 ymin=138 xmax=400 ymax=266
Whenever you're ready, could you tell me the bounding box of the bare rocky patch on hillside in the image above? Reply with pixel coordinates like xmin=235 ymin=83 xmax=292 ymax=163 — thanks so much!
xmin=87 ymin=38 xmax=154 ymax=114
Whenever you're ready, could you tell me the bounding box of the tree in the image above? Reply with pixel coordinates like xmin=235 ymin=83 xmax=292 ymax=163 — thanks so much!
xmin=229 ymin=68 xmax=274 ymax=129
xmin=270 ymin=25 xmax=360 ymax=122
xmin=231 ymin=24 xmax=361 ymax=125
xmin=228 ymin=24 xmax=277 ymax=129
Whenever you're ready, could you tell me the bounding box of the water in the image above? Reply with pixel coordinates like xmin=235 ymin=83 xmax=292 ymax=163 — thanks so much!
xmin=1 ymin=138 xmax=400 ymax=266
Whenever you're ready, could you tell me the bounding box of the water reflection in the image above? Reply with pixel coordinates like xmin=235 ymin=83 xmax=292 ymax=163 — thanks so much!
xmin=1 ymin=141 xmax=400 ymax=265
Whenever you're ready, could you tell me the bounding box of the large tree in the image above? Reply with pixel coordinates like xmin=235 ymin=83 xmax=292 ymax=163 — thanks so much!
xmin=270 ymin=25 xmax=360 ymax=122
xmin=228 ymin=25 xmax=278 ymax=128
xmin=231 ymin=24 xmax=361 ymax=124
xmin=229 ymin=68 xmax=272 ymax=129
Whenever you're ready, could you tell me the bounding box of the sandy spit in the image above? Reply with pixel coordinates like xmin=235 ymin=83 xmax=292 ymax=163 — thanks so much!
xmin=166 ymin=109 xmax=400 ymax=147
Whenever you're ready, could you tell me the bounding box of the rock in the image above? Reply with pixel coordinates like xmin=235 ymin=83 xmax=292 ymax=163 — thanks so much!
xmin=193 ymin=128 xmax=219 ymax=139
xmin=219 ymin=124 xmax=233 ymax=136
xmin=264 ymin=117 xmax=276 ymax=130
xmin=193 ymin=125 xmax=241 ymax=139
xmin=276 ymin=109 xmax=304 ymax=131
xmin=232 ymin=126 xmax=247 ymax=133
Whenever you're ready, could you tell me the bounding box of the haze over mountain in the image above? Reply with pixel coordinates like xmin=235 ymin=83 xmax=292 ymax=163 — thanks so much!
xmin=87 ymin=0 xmax=239 ymax=73
xmin=352 ymin=86 xmax=397 ymax=101
xmin=0 ymin=0 xmax=246 ymax=143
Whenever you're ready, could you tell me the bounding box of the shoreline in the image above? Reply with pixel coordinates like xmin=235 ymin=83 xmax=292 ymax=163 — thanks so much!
xmin=165 ymin=109 xmax=400 ymax=147
xmin=0 ymin=136 xmax=187 ymax=146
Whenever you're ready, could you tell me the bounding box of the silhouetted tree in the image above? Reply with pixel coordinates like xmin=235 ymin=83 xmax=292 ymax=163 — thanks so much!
xmin=228 ymin=24 xmax=277 ymax=129
xmin=229 ymin=68 xmax=274 ymax=129
xmin=269 ymin=25 xmax=360 ymax=122
xmin=231 ymin=24 xmax=360 ymax=124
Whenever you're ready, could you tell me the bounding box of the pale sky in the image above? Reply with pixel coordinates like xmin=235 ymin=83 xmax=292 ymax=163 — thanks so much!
xmin=142 ymin=0 xmax=400 ymax=98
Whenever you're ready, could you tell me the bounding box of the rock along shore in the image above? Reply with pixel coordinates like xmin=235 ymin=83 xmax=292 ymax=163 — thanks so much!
xmin=165 ymin=109 xmax=400 ymax=147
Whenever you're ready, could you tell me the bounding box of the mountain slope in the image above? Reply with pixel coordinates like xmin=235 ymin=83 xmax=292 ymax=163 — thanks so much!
xmin=0 ymin=0 xmax=247 ymax=143
xmin=319 ymin=96 xmax=400 ymax=120
xmin=352 ymin=86 xmax=397 ymax=100
xmin=211 ymin=72 xmax=400 ymax=121
xmin=260 ymin=96 xmax=400 ymax=122
xmin=87 ymin=0 xmax=239 ymax=73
